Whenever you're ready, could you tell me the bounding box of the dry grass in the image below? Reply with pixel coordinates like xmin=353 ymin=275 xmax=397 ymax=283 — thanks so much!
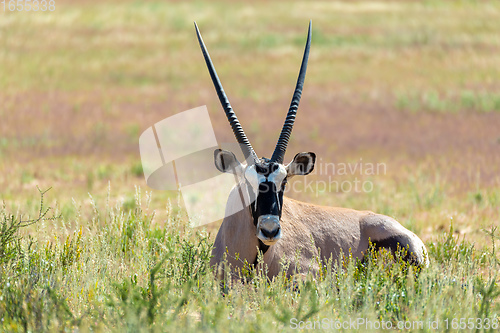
xmin=0 ymin=1 xmax=499 ymax=331
xmin=0 ymin=0 xmax=499 ymax=255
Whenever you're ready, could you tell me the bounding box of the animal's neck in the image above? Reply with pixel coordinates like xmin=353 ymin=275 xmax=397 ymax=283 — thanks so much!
xmin=223 ymin=183 xmax=273 ymax=265
xmin=253 ymin=237 xmax=270 ymax=266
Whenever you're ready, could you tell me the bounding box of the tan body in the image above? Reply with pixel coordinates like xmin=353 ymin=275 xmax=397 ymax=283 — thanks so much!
xmin=211 ymin=189 xmax=428 ymax=278
xmin=196 ymin=22 xmax=428 ymax=279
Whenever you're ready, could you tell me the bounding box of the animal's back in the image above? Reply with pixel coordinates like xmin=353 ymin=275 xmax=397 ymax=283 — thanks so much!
xmin=266 ymin=197 xmax=428 ymax=276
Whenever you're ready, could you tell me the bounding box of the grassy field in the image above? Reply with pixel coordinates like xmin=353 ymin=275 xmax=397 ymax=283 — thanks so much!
xmin=1 ymin=0 xmax=499 ymax=331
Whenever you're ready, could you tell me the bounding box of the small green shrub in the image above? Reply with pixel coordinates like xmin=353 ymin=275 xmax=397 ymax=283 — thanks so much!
xmin=1 ymin=189 xmax=499 ymax=332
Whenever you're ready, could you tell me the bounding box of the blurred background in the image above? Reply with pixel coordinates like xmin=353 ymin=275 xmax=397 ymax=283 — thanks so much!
xmin=1 ymin=0 xmax=499 ymax=245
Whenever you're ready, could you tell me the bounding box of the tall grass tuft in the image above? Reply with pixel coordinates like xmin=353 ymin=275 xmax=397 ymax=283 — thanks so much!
xmin=0 ymin=187 xmax=499 ymax=332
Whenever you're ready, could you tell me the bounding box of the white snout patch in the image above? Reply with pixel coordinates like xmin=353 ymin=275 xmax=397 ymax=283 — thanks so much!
xmin=244 ymin=164 xmax=287 ymax=189
xmin=268 ymin=165 xmax=287 ymax=188
xmin=244 ymin=165 xmax=266 ymax=190
xmin=256 ymin=214 xmax=282 ymax=245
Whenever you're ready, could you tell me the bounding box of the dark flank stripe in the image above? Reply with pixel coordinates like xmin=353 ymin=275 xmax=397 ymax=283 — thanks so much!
xmin=367 ymin=234 xmax=421 ymax=266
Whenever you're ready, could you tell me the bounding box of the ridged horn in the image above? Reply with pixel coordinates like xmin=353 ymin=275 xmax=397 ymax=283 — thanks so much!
xmin=194 ymin=22 xmax=259 ymax=163
xmin=270 ymin=21 xmax=312 ymax=164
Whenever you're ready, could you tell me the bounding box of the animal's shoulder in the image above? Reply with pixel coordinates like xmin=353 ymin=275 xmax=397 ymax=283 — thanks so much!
xmin=284 ymin=196 xmax=366 ymax=211
xmin=282 ymin=196 xmax=371 ymax=225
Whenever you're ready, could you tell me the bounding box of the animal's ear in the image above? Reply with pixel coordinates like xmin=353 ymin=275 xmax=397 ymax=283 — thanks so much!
xmin=286 ymin=152 xmax=316 ymax=177
xmin=214 ymin=149 xmax=243 ymax=175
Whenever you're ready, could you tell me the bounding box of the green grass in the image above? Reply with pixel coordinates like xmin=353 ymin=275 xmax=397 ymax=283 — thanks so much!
xmin=0 ymin=189 xmax=498 ymax=332
xmin=1 ymin=0 xmax=500 ymax=102
xmin=396 ymin=90 xmax=500 ymax=113
xmin=1 ymin=0 xmax=500 ymax=331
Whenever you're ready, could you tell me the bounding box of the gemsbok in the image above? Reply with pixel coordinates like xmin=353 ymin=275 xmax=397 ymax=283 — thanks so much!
xmin=195 ymin=21 xmax=429 ymax=279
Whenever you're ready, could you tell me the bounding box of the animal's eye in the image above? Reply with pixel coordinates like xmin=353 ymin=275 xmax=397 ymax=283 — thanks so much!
xmin=281 ymin=178 xmax=288 ymax=188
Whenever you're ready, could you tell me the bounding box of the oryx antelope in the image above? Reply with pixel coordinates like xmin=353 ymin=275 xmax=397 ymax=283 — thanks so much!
xmin=195 ymin=21 xmax=429 ymax=278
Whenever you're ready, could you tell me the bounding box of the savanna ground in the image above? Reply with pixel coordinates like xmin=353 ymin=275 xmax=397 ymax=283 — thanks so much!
xmin=1 ymin=0 xmax=500 ymax=331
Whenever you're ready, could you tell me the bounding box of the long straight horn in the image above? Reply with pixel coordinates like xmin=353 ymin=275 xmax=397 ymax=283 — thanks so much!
xmin=194 ymin=22 xmax=259 ymax=163
xmin=270 ymin=21 xmax=312 ymax=164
